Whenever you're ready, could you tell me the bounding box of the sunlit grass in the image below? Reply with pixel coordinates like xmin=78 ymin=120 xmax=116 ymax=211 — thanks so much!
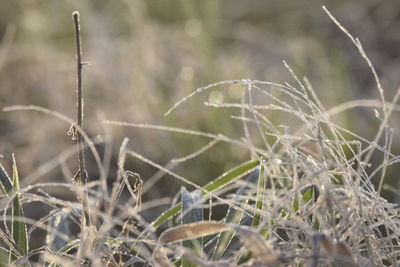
xmin=0 ymin=3 xmax=399 ymax=266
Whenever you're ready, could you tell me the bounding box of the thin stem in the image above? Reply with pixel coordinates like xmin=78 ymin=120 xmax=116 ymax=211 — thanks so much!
xmin=72 ymin=11 xmax=91 ymax=234
xmin=72 ymin=11 xmax=93 ymax=262
xmin=72 ymin=11 xmax=87 ymax=186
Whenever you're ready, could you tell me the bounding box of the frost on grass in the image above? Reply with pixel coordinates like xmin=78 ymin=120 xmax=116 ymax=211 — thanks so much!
xmin=141 ymin=8 xmax=400 ymax=265
xmin=153 ymin=75 xmax=399 ymax=265
xmin=103 ymin=67 xmax=400 ymax=264
xmin=2 ymin=6 xmax=400 ymax=267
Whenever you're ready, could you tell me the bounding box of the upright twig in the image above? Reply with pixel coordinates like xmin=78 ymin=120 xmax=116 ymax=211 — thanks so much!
xmin=72 ymin=11 xmax=94 ymax=263
xmin=72 ymin=11 xmax=91 ymax=228
xmin=72 ymin=11 xmax=87 ymax=186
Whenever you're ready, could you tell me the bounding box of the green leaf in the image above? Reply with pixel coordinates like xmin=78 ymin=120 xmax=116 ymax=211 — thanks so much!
xmin=152 ymin=205 xmax=181 ymax=229
xmin=236 ymin=164 xmax=267 ymax=264
xmin=292 ymin=197 xmax=300 ymax=213
xmin=237 ymin=251 xmax=252 ymax=265
xmin=313 ymin=217 xmax=320 ymax=230
xmin=301 ymin=185 xmax=314 ymax=203
xmin=151 ymin=159 xmax=259 ymax=228
xmin=9 ymin=155 xmax=28 ymax=262
xmin=293 ymin=185 xmax=316 ymax=213
xmin=212 ymin=167 xmax=259 ymax=260
xmin=202 ymin=160 xmax=259 ymax=194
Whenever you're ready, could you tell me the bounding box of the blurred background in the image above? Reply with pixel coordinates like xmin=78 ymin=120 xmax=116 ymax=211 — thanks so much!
xmin=0 ymin=0 xmax=400 ymax=223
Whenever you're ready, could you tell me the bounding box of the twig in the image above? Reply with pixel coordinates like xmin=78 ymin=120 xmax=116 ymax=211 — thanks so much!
xmin=72 ymin=12 xmax=92 ymax=260
xmin=72 ymin=11 xmax=87 ymax=186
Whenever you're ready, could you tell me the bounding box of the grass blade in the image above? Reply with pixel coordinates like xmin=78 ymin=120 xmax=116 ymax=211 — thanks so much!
xmin=159 ymin=222 xmax=230 ymax=244
xmin=151 ymin=159 xmax=259 ymax=228
xmin=181 ymin=187 xmax=203 ymax=267
xmin=0 ymin=162 xmax=12 ymax=195
xmin=154 ymin=222 xmax=230 ymax=267
xmin=212 ymin=167 xmax=259 ymax=259
xmin=9 ymin=155 xmax=28 ymax=262
xmin=319 ymin=233 xmax=359 ymax=267
xmin=155 ymin=222 xmax=279 ymax=266
xmin=252 ymin=163 xmax=266 ymax=227
xmin=235 ymin=227 xmax=278 ymax=265
xmin=181 ymin=187 xmax=203 ymax=224
xmin=301 ymin=184 xmax=316 ymax=203
xmin=152 ymin=205 xmax=181 ymax=229
xmin=293 ymin=184 xmax=316 ymax=213
xmin=202 ymin=159 xmax=259 ymax=194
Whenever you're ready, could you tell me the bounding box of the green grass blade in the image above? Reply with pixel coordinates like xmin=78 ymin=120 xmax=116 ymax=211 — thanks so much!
xmin=152 ymin=205 xmax=181 ymax=228
xmin=9 ymin=155 xmax=28 ymax=262
xmin=301 ymin=184 xmax=316 ymax=203
xmin=292 ymin=197 xmax=300 ymax=213
xmin=58 ymin=239 xmax=80 ymax=254
xmin=181 ymin=187 xmax=203 ymax=267
xmin=151 ymin=159 xmax=259 ymax=228
xmin=252 ymin=163 xmax=266 ymax=227
xmin=212 ymin=167 xmax=259 ymax=260
xmin=202 ymin=159 xmax=259 ymax=194
xmin=0 ymin=162 xmax=12 ymax=195
xmin=293 ymin=184 xmax=316 ymax=213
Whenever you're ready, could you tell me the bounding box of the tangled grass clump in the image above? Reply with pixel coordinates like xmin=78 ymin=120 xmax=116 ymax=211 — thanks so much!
xmin=0 ymin=6 xmax=399 ymax=267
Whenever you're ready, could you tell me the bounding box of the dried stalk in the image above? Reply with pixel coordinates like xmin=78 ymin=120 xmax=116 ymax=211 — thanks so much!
xmin=72 ymin=12 xmax=92 ymax=259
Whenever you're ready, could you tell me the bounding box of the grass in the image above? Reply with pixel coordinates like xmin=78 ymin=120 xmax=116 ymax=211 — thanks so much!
xmin=0 ymin=5 xmax=399 ymax=267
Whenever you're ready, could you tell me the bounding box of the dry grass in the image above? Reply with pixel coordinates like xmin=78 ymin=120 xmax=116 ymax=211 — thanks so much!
xmin=0 ymin=3 xmax=399 ymax=267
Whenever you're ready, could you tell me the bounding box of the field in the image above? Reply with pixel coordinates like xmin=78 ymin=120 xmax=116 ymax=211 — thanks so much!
xmin=0 ymin=1 xmax=400 ymax=266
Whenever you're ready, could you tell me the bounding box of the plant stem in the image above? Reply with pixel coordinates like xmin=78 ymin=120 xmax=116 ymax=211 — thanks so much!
xmin=73 ymin=11 xmax=86 ymax=186
xmin=72 ymin=11 xmax=91 ymax=228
